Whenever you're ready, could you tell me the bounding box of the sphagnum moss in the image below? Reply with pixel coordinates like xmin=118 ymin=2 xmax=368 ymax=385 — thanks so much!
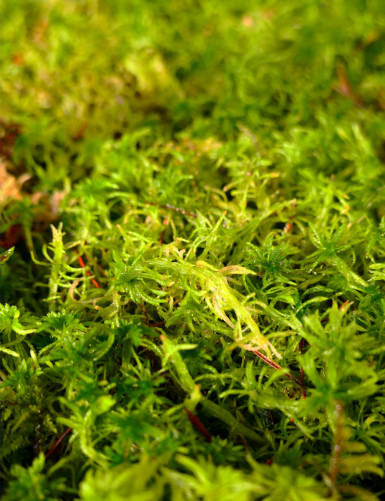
xmin=1 ymin=0 xmax=385 ymax=500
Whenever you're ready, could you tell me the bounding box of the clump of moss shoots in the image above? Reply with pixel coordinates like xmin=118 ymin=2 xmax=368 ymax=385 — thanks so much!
xmin=2 ymin=0 xmax=385 ymax=499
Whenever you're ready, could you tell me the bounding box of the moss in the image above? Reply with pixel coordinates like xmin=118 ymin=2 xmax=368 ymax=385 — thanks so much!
xmin=1 ymin=0 xmax=385 ymax=499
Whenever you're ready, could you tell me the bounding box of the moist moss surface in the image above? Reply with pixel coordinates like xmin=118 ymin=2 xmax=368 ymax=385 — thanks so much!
xmin=1 ymin=1 xmax=385 ymax=499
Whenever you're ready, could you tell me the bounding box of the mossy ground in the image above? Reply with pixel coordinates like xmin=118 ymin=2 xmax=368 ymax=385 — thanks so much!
xmin=1 ymin=1 xmax=385 ymax=499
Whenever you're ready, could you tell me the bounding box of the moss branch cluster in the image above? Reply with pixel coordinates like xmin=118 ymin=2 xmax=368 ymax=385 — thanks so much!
xmin=1 ymin=0 xmax=385 ymax=499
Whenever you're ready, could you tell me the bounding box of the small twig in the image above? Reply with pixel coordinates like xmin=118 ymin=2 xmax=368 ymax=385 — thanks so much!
xmin=73 ymin=122 xmax=89 ymax=141
xmin=333 ymin=64 xmax=362 ymax=107
xmin=339 ymin=300 xmax=350 ymax=311
xmin=252 ymin=349 xmax=305 ymax=390
xmin=185 ymin=408 xmax=212 ymax=442
xmin=45 ymin=427 xmax=72 ymax=460
xmin=76 ymin=251 xmax=100 ymax=288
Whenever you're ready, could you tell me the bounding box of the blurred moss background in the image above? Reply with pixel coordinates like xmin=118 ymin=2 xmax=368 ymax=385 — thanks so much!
xmin=2 ymin=0 xmax=385 ymax=190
